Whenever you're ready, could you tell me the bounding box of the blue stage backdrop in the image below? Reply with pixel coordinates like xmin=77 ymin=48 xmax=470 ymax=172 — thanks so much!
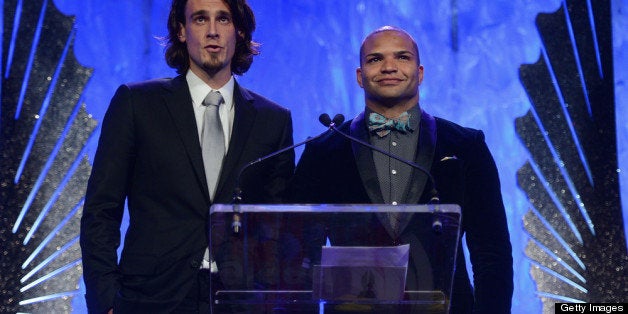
xmin=1 ymin=0 xmax=626 ymax=313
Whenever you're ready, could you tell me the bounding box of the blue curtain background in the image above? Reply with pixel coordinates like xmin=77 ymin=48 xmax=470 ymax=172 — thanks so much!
xmin=49 ymin=0 xmax=627 ymax=313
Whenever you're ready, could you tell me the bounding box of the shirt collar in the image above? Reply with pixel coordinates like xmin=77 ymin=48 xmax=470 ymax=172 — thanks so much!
xmin=186 ymin=70 xmax=235 ymax=110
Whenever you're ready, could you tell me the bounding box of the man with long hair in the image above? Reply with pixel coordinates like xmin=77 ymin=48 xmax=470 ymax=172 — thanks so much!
xmin=80 ymin=0 xmax=294 ymax=312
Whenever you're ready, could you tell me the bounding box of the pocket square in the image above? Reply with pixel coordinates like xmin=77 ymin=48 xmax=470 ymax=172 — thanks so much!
xmin=440 ymin=155 xmax=458 ymax=162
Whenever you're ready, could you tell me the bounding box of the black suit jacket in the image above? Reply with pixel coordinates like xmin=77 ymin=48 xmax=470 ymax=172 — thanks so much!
xmin=291 ymin=110 xmax=513 ymax=313
xmin=80 ymin=75 xmax=294 ymax=313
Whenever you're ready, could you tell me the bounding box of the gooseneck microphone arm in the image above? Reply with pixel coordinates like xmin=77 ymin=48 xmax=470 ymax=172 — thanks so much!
xmin=321 ymin=113 xmax=440 ymax=204
xmin=229 ymin=114 xmax=337 ymax=233
xmin=232 ymin=116 xmax=335 ymax=204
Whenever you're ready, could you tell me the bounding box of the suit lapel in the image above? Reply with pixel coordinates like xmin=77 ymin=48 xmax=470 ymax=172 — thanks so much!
xmin=214 ymin=81 xmax=256 ymax=200
xmin=162 ymin=75 xmax=211 ymax=204
xmin=350 ymin=112 xmax=384 ymax=203
xmin=404 ymin=109 xmax=437 ymax=204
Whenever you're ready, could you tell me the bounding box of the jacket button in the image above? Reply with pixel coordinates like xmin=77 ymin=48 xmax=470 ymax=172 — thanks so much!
xmin=190 ymin=259 xmax=200 ymax=269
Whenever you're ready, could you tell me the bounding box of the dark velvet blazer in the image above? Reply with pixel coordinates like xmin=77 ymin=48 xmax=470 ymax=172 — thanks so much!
xmin=291 ymin=110 xmax=513 ymax=314
xmin=80 ymin=75 xmax=294 ymax=313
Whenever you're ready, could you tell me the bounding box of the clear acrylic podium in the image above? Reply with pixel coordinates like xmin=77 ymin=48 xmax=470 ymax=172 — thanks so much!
xmin=208 ymin=204 xmax=461 ymax=314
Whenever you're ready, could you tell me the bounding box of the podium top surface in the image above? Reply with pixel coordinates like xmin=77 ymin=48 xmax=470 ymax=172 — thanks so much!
xmin=210 ymin=203 xmax=461 ymax=214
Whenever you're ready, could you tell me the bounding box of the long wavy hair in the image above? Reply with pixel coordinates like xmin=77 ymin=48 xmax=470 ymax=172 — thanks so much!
xmin=164 ymin=0 xmax=260 ymax=75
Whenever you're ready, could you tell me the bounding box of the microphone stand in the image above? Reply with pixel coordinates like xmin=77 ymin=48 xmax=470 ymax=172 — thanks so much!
xmin=323 ymin=114 xmax=439 ymax=203
xmin=323 ymin=114 xmax=443 ymax=232
xmin=229 ymin=115 xmax=336 ymax=233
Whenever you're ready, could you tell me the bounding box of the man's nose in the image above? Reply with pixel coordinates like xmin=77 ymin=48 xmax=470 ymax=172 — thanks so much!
xmin=381 ymin=58 xmax=397 ymax=72
xmin=207 ymin=21 xmax=219 ymax=38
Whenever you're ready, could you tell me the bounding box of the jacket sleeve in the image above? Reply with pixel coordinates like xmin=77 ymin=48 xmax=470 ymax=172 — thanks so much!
xmin=463 ymin=130 xmax=514 ymax=313
xmin=80 ymin=85 xmax=135 ymax=314
xmin=263 ymin=109 xmax=295 ymax=203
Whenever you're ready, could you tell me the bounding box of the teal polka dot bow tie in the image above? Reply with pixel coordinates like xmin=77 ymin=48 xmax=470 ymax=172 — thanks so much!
xmin=367 ymin=111 xmax=414 ymax=137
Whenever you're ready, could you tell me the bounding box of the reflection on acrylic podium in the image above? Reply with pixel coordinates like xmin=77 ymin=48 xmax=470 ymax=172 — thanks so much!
xmin=209 ymin=204 xmax=461 ymax=313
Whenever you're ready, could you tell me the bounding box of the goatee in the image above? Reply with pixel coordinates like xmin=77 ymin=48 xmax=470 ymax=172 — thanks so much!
xmin=202 ymin=55 xmax=226 ymax=76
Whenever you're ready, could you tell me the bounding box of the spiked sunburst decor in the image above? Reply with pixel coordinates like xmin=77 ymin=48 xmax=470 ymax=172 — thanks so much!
xmin=516 ymin=1 xmax=627 ymax=312
xmin=1 ymin=0 xmax=96 ymax=312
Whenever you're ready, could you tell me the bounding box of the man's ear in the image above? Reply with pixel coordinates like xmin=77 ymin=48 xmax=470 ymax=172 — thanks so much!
xmin=178 ymin=23 xmax=186 ymax=42
xmin=356 ymin=67 xmax=364 ymax=88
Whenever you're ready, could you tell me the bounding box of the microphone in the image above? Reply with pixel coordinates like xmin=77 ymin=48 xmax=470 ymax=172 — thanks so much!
xmin=321 ymin=113 xmax=442 ymax=232
xmin=230 ymin=114 xmax=336 ymax=233
xmin=318 ymin=113 xmax=345 ymax=128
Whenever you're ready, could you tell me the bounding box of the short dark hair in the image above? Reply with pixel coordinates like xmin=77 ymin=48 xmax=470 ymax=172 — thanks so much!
xmin=164 ymin=0 xmax=260 ymax=75
xmin=359 ymin=26 xmax=420 ymax=66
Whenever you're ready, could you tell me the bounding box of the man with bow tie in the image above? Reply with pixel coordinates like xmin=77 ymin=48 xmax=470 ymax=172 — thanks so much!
xmin=290 ymin=26 xmax=513 ymax=313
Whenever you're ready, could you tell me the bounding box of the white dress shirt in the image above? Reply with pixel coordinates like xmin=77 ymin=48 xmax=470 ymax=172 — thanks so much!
xmin=187 ymin=70 xmax=236 ymax=152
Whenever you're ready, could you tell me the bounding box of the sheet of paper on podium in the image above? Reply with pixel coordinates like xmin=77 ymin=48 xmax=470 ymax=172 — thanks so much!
xmin=312 ymin=244 xmax=409 ymax=300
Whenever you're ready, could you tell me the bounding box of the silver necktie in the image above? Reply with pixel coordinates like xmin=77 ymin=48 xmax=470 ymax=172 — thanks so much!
xmin=201 ymin=91 xmax=225 ymax=200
